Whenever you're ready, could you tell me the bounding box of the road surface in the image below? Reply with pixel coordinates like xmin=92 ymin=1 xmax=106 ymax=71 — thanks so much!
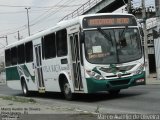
xmin=0 ymin=84 xmax=160 ymax=114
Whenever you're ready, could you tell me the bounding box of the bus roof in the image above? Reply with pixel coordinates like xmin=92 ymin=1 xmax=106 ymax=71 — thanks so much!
xmin=5 ymin=13 xmax=134 ymax=49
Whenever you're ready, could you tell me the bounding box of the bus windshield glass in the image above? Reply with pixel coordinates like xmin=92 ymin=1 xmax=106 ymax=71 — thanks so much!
xmin=84 ymin=28 xmax=142 ymax=64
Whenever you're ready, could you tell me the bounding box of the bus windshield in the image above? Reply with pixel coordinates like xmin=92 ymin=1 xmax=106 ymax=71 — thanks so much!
xmin=84 ymin=28 xmax=142 ymax=64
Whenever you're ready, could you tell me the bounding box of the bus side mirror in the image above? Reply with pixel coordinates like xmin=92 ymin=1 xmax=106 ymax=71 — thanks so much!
xmin=80 ymin=32 xmax=85 ymax=43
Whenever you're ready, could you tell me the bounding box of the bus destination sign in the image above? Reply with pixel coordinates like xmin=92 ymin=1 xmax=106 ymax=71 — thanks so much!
xmin=88 ymin=18 xmax=129 ymax=26
xmin=83 ymin=15 xmax=137 ymax=28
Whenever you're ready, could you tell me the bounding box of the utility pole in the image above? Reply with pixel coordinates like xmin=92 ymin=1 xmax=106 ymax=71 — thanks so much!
xmin=127 ymin=0 xmax=132 ymax=13
xmin=155 ymin=0 xmax=160 ymax=80
xmin=5 ymin=36 xmax=8 ymax=45
xmin=155 ymin=0 xmax=160 ymax=17
xmin=25 ymin=7 xmax=31 ymax=36
xmin=0 ymin=36 xmax=8 ymax=46
xmin=142 ymin=0 xmax=150 ymax=78
xmin=18 ymin=31 xmax=20 ymax=40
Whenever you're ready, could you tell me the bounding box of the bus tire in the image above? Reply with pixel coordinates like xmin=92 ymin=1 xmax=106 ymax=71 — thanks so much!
xmin=108 ymin=89 xmax=120 ymax=96
xmin=63 ymin=81 xmax=73 ymax=100
xmin=21 ymin=80 xmax=30 ymax=97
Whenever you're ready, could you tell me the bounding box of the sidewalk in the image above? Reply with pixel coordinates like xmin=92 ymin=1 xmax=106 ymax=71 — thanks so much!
xmin=0 ymin=95 xmax=97 ymax=120
xmin=146 ymin=77 xmax=160 ymax=85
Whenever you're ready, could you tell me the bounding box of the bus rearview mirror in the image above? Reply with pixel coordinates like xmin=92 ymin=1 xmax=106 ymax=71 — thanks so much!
xmin=139 ymin=27 xmax=144 ymax=37
xmin=80 ymin=32 xmax=85 ymax=43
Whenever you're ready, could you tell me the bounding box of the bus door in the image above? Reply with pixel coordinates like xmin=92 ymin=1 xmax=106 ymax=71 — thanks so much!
xmin=34 ymin=44 xmax=45 ymax=93
xmin=68 ymin=25 xmax=84 ymax=91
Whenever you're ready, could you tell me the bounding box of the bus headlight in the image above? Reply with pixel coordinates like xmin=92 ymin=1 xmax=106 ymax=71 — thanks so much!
xmin=134 ymin=64 xmax=144 ymax=75
xmin=86 ymin=70 xmax=104 ymax=80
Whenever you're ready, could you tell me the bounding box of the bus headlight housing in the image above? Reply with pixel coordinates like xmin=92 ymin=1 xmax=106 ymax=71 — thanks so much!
xmin=134 ymin=64 xmax=144 ymax=75
xmin=86 ymin=70 xmax=104 ymax=80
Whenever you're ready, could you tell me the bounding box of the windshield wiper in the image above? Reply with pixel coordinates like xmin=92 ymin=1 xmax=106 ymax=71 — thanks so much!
xmin=97 ymin=27 xmax=113 ymax=46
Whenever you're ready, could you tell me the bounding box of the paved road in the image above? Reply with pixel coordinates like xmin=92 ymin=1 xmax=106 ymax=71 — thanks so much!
xmin=0 ymin=84 xmax=160 ymax=114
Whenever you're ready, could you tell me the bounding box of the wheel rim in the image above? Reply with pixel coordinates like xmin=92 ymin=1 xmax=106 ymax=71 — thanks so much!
xmin=64 ymin=83 xmax=71 ymax=95
xmin=23 ymin=83 xmax=27 ymax=95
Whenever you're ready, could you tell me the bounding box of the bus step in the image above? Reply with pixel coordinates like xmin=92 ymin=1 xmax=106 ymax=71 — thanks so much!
xmin=38 ymin=87 xmax=45 ymax=93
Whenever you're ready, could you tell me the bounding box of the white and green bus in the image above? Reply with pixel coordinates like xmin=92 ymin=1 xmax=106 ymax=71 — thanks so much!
xmin=5 ymin=13 xmax=145 ymax=100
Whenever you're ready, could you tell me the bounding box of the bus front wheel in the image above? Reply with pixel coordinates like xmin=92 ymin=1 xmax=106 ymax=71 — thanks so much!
xmin=63 ymin=82 xmax=73 ymax=100
xmin=21 ymin=81 xmax=30 ymax=97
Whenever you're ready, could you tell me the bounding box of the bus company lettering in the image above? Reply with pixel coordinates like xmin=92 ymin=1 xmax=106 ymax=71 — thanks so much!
xmin=43 ymin=65 xmax=60 ymax=73
xmin=61 ymin=64 xmax=70 ymax=71
xmin=43 ymin=64 xmax=70 ymax=73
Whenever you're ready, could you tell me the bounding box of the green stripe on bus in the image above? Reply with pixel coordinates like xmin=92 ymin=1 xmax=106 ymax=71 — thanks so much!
xmin=6 ymin=67 xmax=20 ymax=81
xmin=21 ymin=65 xmax=35 ymax=81
xmin=6 ymin=65 xmax=35 ymax=82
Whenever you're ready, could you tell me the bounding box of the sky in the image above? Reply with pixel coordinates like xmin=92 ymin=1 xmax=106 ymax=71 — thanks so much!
xmin=0 ymin=0 xmax=155 ymax=56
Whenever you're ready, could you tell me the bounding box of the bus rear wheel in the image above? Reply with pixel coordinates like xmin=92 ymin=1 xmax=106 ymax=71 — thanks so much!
xmin=21 ymin=81 xmax=30 ymax=97
xmin=63 ymin=82 xmax=73 ymax=100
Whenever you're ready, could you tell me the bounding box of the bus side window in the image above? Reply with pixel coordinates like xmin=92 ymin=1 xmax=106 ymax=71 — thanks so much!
xmin=42 ymin=33 xmax=56 ymax=59
xmin=25 ymin=41 xmax=33 ymax=63
xmin=5 ymin=49 xmax=11 ymax=67
xmin=11 ymin=47 xmax=18 ymax=65
xmin=17 ymin=44 xmax=25 ymax=64
xmin=56 ymin=29 xmax=67 ymax=57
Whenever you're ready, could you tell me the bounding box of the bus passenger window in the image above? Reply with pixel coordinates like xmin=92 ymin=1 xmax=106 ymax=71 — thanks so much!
xmin=25 ymin=42 xmax=33 ymax=63
xmin=43 ymin=33 xmax=56 ymax=59
xmin=18 ymin=44 xmax=25 ymax=64
xmin=56 ymin=29 xmax=67 ymax=57
xmin=11 ymin=47 xmax=18 ymax=65
xmin=5 ymin=49 xmax=11 ymax=66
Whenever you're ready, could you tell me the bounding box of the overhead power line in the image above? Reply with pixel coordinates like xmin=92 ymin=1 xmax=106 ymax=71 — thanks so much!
xmin=0 ymin=0 xmax=84 ymax=37
xmin=0 ymin=10 xmax=50 ymax=14
xmin=0 ymin=8 xmax=77 ymax=15
xmin=0 ymin=4 xmax=82 ymax=8
xmin=30 ymin=0 xmax=76 ymax=26
xmin=0 ymin=25 xmax=26 ymax=36
xmin=0 ymin=0 xmax=65 ymax=36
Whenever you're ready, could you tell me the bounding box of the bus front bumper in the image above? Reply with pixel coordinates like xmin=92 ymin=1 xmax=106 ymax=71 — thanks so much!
xmin=86 ymin=72 xmax=145 ymax=93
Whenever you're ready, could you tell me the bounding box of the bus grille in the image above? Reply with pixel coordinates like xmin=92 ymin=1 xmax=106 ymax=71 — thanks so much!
xmin=109 ymin=79 xmax=130 ymax=86
xmin=99 ymin=65 xmax=135 ymax=73
xmin=106 ymin=73 xmax=131 ymax=78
